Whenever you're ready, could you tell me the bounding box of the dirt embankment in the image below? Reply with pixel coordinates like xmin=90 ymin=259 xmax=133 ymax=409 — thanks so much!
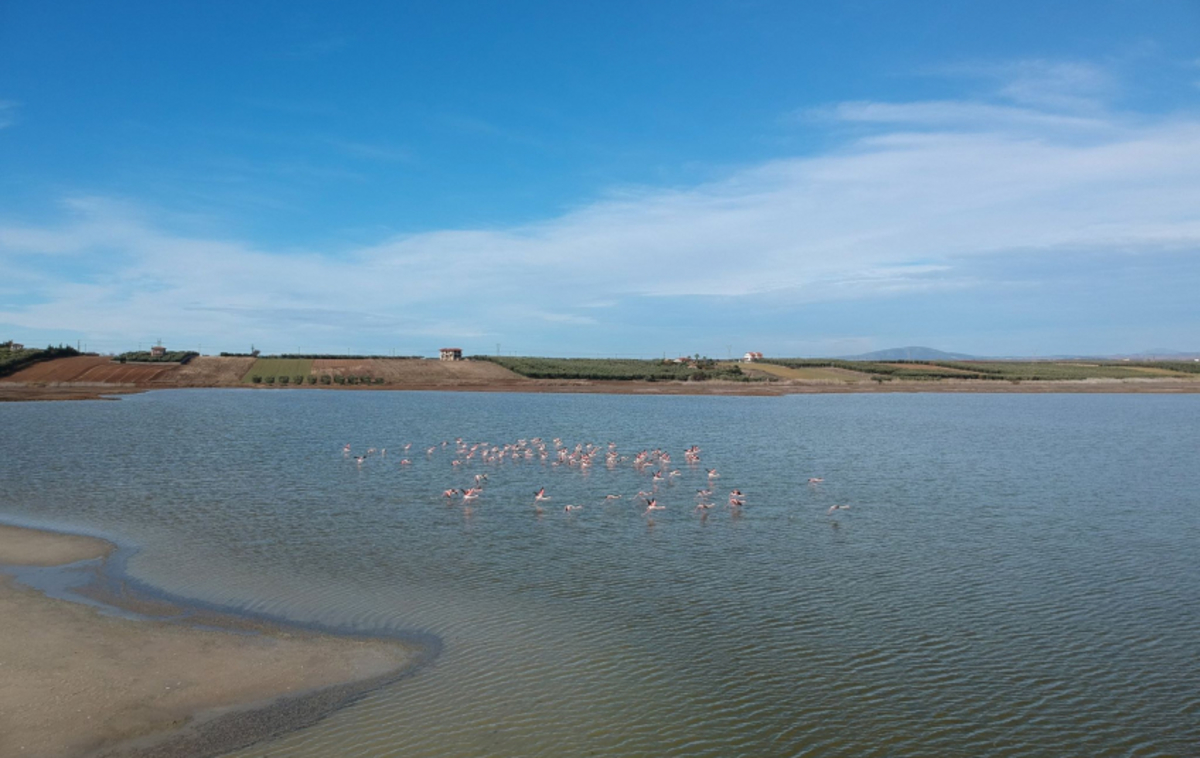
xmin=2 ymin=356 xmax=180 ymax=385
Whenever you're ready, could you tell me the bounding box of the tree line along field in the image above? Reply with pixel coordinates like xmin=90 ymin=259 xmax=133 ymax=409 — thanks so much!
xmin=0 ymin=345 xmax=81 ymax=378
xmin=759 ymin=358 xmax=1200 ymax=381
xmin=115 ymin=350 xmax=198 ymax=363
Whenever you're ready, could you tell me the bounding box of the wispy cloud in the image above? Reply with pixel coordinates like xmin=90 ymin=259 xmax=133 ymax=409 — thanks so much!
xmin=327 ymin=139 xmax=413 ymax=163
xmin=0 ymin=100 xmax=19 ymax=129
xmin=932 ymin=59 xmax=1115 ymax=112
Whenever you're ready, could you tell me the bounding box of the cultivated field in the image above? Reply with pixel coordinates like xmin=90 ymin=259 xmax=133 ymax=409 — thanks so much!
xmin=172 ymin=356 xmax=257 ymax=386
xmin=0 ymin=356 xmax=179 ymax=385
xmin=739 ymin=363 xmax=865 ymax=382
xmin=241 ymin=358 xmax=314 ymax=383
xmin=478 ymin=356 xmax=748 ymax=381
xmin=313 ymin=358 xmax=526 ymax=384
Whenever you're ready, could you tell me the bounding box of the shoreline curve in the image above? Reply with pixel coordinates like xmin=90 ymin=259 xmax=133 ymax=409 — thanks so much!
xmin=0 ymin=520 xmax=439 ymax=758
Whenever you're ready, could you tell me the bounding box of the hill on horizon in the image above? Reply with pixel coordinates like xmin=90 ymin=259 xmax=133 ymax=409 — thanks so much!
xmin=837 ymin=346 xmax=978 ymax=361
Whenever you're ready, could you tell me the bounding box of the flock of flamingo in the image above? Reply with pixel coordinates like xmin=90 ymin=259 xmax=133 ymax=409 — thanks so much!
xmin=343 ymin=437 xmax=850 ymax=521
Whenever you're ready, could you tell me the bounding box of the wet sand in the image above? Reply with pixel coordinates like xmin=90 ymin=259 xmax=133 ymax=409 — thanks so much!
xmin=0 ymin=524 xmax=419 ymax=758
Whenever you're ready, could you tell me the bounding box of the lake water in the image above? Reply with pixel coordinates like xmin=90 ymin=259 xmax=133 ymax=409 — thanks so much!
xmin=2 ymin=389 xmax=1198 ymax=757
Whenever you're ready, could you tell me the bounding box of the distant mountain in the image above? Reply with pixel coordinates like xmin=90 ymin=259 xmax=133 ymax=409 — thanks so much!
xmin=1122 ymin=348 xmax=1200 ymax=360
xmin=838 ymin=346 xmax=979 ymax=361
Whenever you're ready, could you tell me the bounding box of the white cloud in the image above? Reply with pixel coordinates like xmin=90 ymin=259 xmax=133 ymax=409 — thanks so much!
xmin=2 ymin=61 xmax=1198 ymax=351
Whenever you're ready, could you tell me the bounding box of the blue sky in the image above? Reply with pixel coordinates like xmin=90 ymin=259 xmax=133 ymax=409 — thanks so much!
xmin=2 ymin=1 xmax=1198 ymax=357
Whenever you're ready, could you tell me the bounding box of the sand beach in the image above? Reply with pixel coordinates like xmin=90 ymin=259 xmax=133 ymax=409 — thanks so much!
xmin=0 ymin=524 xmax=419 ymax=758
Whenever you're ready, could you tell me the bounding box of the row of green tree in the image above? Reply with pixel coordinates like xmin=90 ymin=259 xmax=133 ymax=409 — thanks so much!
xmin=249 ymin=374 xmax=386 ymax=385
xmin=223 ymin=352 xmax=423 ymax=360
xmin=115 ymin=351 xmax=198 ymax=364
xmin=761 ymin=358 xmax=1199 ymax=381
xmin=0 ymin=345 xmax=81 ymax=378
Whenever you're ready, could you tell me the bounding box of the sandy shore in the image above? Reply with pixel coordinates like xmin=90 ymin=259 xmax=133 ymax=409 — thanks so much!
xmin=0 ymin=524 xmax=419 ymax=758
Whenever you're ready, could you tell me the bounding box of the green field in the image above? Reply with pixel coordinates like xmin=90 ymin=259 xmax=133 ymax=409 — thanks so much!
xmin=931 ymin=361 xmax=1195 ymax=380
xmin=241 ymin=358 xmax=314 ymax=383
xmin=477 ymin=356 xmax=749 ymax=381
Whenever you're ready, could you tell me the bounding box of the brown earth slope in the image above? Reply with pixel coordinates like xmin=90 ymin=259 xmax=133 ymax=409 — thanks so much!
xmin=2 ymin=356 xmax=179 ymax=384
xmin=171 ymin=356 xmax=257 ymax=386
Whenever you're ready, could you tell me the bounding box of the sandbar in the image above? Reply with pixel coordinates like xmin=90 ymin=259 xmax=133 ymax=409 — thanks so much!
xmin=0 ymin=524 xmax=419 ymax=758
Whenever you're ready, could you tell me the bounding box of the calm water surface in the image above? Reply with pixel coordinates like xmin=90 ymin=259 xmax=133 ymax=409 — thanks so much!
xmin=2 ymin=390 xmax=1198 ymax=757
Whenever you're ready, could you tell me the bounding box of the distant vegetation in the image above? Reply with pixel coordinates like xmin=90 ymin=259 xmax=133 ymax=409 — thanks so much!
xmin=759 ymin=358 xmax=1199 ymax=381
xmin=758 ymin=358 xmax=961 ymax=380
xmin=277 ymin=353 xmax=425 ymax=360
xmin=0 ymin=344 xmax=81 ymax=378
xmin=476 ymin=356 xmax=751 ymax=381
xmin=223 ymin=353 xmax=424 ymax=360
xmin=115 ymin=350 xmax=198 ymax=364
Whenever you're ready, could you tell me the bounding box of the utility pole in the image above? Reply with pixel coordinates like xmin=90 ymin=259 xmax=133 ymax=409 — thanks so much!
xmin=496 ymin=343 xmax=501 ymax=357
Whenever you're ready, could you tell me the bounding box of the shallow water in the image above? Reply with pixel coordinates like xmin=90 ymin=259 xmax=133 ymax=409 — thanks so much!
xmin=2 ymin=389 xmax=1198 ymax=757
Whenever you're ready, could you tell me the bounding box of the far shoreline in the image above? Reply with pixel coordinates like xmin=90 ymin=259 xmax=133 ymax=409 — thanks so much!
xmin=2 ymin=376 xmax=1200 ymax=402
